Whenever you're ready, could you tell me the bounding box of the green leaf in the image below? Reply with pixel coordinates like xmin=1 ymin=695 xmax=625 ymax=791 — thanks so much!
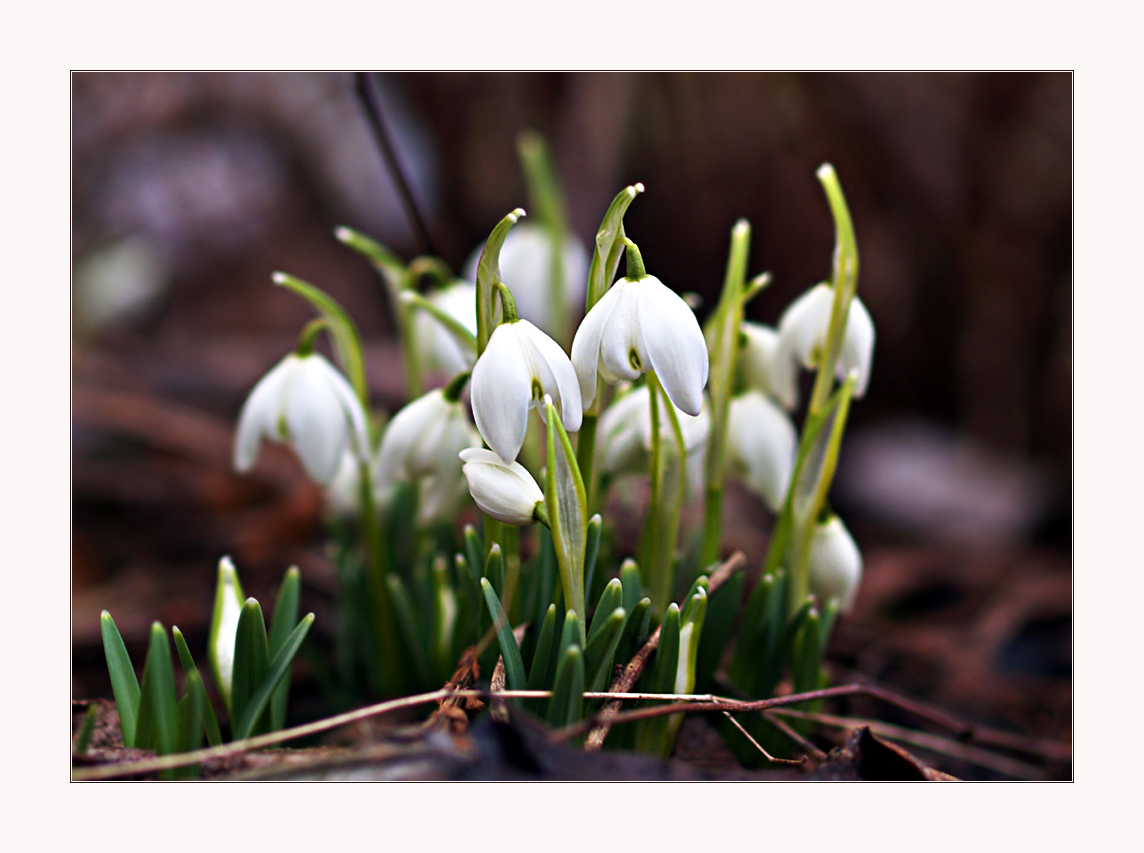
xmin=430 ymin=555 xmax=458 ymax=685
xmin=545 ymin=396 xmax=588 ymax=646
xmin=547 ymin=644 xmax=584 ymax=728
xmin=388 ymin=574 xmax=432 ymax=686
xmin=208 ymin=556 xmax=245 ymax=714
xmin=792 ymin=607 xmax=824 ymax=696
xmin=137 ymin=623 xmax=180 ymax=761
xmin=230 ymin=599 xmax=270 ymax=738
xmin=484 ymin=543 xmax=505 ymax=602
xmin=233 ymin=614 xmax=315 ymax=741
xmin=586 ymin=183 xmax=645 ymax=310
xmin=676 ymin=589 xmax=708 ymax=696
xmin=650 ymin=604 xmax=681 ymax=695
xmin=267 ymin=567 xmax=302 ymax=731
xmin=475 ymin=208 xmax=526 ymax=353
xmin=559 ymin=609 xmax=582 ymax=661
xmin=585 ymin=608 xmax=628 ymax=693
xmin=619 ymin=559 xmax=643 ymax=613
xmin=100 ymin=611 xmax=140 ymax=748
xmin=526 ymin=604 xmax=558 ymax=691
xmin=583 ymin=514 xmax=603 ymax=604
xmin=178 ymin=668 xmax=206 ymax=756
xmin=480 ymin=578 xmax=527 ymax=691
xmin=695 ymin=571 xmax=743 ymax=693
xmin=273 ymin=271 xmax=369 ymax=407
xmin=172 ymin=627 xmax=223 ymax=747
xmin=617 ymin=597 xmax=652 ymax=662
xmin=74 ymin=704 xmax=98 ymax=755
xmin=588 ymin=578 xmax=623 ymax=645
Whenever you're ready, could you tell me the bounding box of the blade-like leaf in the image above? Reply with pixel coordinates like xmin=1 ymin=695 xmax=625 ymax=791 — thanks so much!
xmin=547 ymin=645 xmax=584 ymax=728
xmin=527 ymin=604 xmax=558 ymax=691
xmin=583 ymin=514 xmax=602 ymax=601
xmin=619 ymin=559 xmax=643 ymax=613
xmin=268 ymin=567 xmax=302 ymax=731
xmin=545 ymin=396 xmax=588 ymax=645
xmin=138 ymin=622 xmax=180 ymax=761
xmin=588 ymin=578 xmax=623 ymax=645
xmin=480 ymin=578 xmax=527 ymax=692
xmin=99 ymin=611 xmax=140 ymax=748
xmin=587 ymin=183 xmax=645 ymax=310
xmin=484 ymin=543 xmax=505 ymax=602
xmin=617 ymin=597 xmax=652 ymax=662
xmin=172 ymin=627 xmax=222 ymax=747
xmin=233 ymin=614 xmax=315 ymax=741
xmin=475 ymin=208 xmax=526 ymax=353
xmin=230 ymin=599 xmax=270 ymax=738
xmin=388 ymin=574 xmax=432 ymax=686
xmin=585 ymin=608 xmax=628 ymax=693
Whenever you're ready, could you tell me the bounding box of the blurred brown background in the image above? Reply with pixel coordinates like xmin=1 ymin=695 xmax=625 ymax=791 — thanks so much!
xmin=72 ymin=72 xmax=1072 ymax=774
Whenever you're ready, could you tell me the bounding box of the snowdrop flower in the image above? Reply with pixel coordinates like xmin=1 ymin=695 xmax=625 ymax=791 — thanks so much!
xmin=571 ymin=243 xmax=708 ymax=416
xmin=727 ymin=390 xmax=797 ymax=512
xmin=778 ymin=283 xmax=875 ymax=401
xmin=375 ymin=389 xmax=482 ymax=525
xmin=597 ymin=385 xmax=710 ymax=478
xmin=323 ymin=449 xmax=373 ymax=517
xmin=413 ymin=280 xmax=478 ymax=377
xmin=459 ymin=448 xmax=545 ymax=526
xmin=463 ymin=222 xmax=588 ymax=332
xmin=807 ymin=515 xmax=863 ymax=612
xmin=470 ymin=319 xmax=581 ymax=463
xmin=740 ymin=322 xmax=797 ymax=411
xmin=234 ymin=353 xmax=370 ymax=486
xmin=209 ymin=556 xmax=244 ymax=708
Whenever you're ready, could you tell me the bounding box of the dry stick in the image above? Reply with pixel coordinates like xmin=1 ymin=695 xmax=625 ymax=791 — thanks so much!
xmin=761 ymin=711 xmax=828 ymax=762
xmin=769 ymin=708 xmax=1048 ymax=780
xmin=584 ymin=551 xmax=748 ymax=750
xmin=722 ymin=711 xmax=803 ymax=765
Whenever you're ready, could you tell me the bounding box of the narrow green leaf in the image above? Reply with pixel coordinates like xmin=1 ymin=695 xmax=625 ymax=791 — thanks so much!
xmin=677 ymin=589 xmax=708 ymax=696
xmin=547 ymin=645 xmax=584 ymax=728
xmin=583 ymin=514 xmax=603 ymax=604
xmin=268 ymin=567 xmax=302 ymax=731
xmin=545 ymin=396 xmax=588 ymax=645
xmin=208 ymin=556 xmax=245 ymax=714
xmin=695 ymin=571 xmax=744 ymax=693
xmin=141 ymin=623 xmax=179 ymax=759
xmin=99 ymin=611 xmax=140 ymax=748
xmin=526 ymin=604 xmax=558 ymax=691
xmin=480 ymin=578 xmax=527 ymax=691
xmin=272 ymin=271 xmax=369 ymax=406
xmin=172 ymin=627 xmax=222 ymax=747
xmin=430 ymin=555 xmax=458 ymax=684
xmin=792 ymin=608 xmax=824 ymax=696
xmin=619 ymin=559 xmax=643 ymax=613
xmin=650 ymin=604 xmax=681 ymax=695
xmin=476 ymin=208 xmax=526 ymax=353
xmin=463 ymin=524 xmax=484 ymax=588
xmin=234 ymin=614 xmax=315 ymax=741
xmin=388 ymin=574 xmax=433 ymax=686
xmin=585 ymin=608 xmax=628 ymax=693
xmin=230 ymin=599 xmax=270 ymax=738
xmin=74 ymin=704 xmax=98 ymax=755
xmin=484 ymin=543 xmax=505 ymax=602
xmin=178 ymin=669 xmax=206 ymax=756
xmin=533 ymin=525 xmax=559 ymax=625
xmin=588 ymin=578 xmax=623 ymax=644
xmin=617 ymin=597 xmax=652 ymax=662
xmin=559 ymin=609 xmax=582 ymax=660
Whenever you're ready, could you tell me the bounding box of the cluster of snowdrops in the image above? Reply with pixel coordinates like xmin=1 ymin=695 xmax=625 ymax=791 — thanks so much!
xmin=100 ymin=143 xmax=873 ymax=762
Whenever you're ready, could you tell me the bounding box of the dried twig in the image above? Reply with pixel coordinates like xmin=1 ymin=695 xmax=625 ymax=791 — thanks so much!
xmin=722 ymin=711 xmax=803 ymax=765
xmin=760 ymin=711 xmax=828 ymax=762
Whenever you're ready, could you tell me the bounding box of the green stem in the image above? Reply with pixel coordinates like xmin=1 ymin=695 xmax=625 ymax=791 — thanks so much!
xmin=643 ymin=373 xmax=669 ymax=612
xmin=622 ymin=238 xmax=646 ymax=281
xmin=357 ymin=461 xmax=402 ymax=695
xmin=397 ymin=269 xmax=423 ymax=400
xmin=575 ymin=412 xmax=598 ymax=512
xmin=294 ymin=318 xmax=328 ymax=357
xmin=658 ymin=378 xmax=688 ymax=597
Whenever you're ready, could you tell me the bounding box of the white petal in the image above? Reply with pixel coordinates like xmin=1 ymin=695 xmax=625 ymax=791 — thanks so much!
xmin=838 ymin=295 xmax=875 ymax=398
xmin=518 ymin=320 xmax=582 ymax=433
xmin=570 ymin=280 xmax=623 ymax=408
xmin=639 ymin=276 xmax=709 ymax=416
xmin=375 ymin=390 xmax=448 ymax=488
xmin=319 ymin=354 xmax=371 ymax=463
xmin=286 ymin=356 xmax=348 ymax=485
xmin=416 ymin=281 xmax=477 ymax=375
xmin=460 ymin=447 xmax=543 ymax=525
xmin=728 ymin=390 xmax=797 ymax=512
xmin=470 ymin=324 xmax=532 ymax=462
xmin=779 ymin=283 xmax=833 ymax=370
xmin=808 ymin=516 xmax=863 ymax=612
xmin=599 ymin=279 xmax=645 ymax=383
xmin=233 ymin=355 xmax=292 ymax=472
xmin=596 ymin=385 xmax=648 ymax=475
xmin=741 ymin=322 xmax=798 ymax=411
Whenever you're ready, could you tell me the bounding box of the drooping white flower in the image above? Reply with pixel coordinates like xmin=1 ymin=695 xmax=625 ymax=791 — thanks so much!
xmin=740 ymin=321 xmax=797 ymax=411
xmin=571 ymin=272 xmax=709 ymax=416
xmin=323 ymin=449 xmax=372 ymax=517
xmin=778 ymin=283 xmax=875 ymax=401
xmin=234 ymin=353 xmax=370 ymax=486
xmin=459 ymin=447 xmax=545 ymax=526
xmin=597 ymin=384 xmax=710 ymax=478
xmin=209 ymin=556 xmax=244 ymax=709
xmin=463 ymin=222 xmax=588 ymax=332
xmin=413 ymin=280 xmax=478 ymax=377
xmin=374 ymin=389 xmax=482 ymax=525
xmin=727 ymin=390 xmax=797 ymax=512
xmin=469 ymin=319 xmax=582 ymax=463
xmin=807 ymin=515 xmax=863 ymax=612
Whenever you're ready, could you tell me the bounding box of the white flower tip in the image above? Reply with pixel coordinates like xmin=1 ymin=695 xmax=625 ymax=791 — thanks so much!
xmin=489 ymin=542 xmax=502 ymax=556
xmin=509 ymin=207 xmax=526 ymax=222
xmin=218 ymin=555 xmax=236 ymax=574
xmin=333 ymin=226 xmax=353 ymax=242
xmin=816 ymin=163 xmax=835 ymax=180
xmin=607 ymin=578 xmax=621 ymax=591
xmin=732 ymin=218 xmax=750 ymax=236
xmin=271 ymin=271 xmax=288 ymax=285
xmin=632 ymin=182 xmax=645 ymax=194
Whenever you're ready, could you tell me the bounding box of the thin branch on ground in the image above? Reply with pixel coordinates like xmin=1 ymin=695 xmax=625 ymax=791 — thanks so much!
xmin=722 ymin=711 xmax=804 ymax=765
xmin=760 ymin=711 xmax=828 ymax=762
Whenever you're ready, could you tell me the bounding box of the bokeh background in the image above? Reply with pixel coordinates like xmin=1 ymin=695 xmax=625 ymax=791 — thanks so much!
xmin=72 ymin=72 xmax=1072 ymax=776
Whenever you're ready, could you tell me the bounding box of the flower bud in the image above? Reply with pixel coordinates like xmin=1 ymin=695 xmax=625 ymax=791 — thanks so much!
xmin=727 ymin=390 xmax=797 ymax=512
xmin=808 ymin=515 xmax=863 ymax=612
xmin=778 ymin=283 xmax=875 ymax=401
xmin=459 ymin=447 xmax=545 ymax=526
xmin=413 ymin=280 xmax=478 ymax=377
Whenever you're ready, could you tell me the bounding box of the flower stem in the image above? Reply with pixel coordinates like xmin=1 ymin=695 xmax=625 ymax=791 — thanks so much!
xmin=356 ymin=460 xmax=402 ymax=695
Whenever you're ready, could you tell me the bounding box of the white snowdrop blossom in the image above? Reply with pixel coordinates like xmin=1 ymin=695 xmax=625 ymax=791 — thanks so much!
xmin=375 ymin=389 xmax=482 ymax=525
xmin=234 ymin=353 xmax=370 ymax=486
xmin=463 ymin=222 xmax=588 ymax=332
xmin=597 ymin=385 xmax=710 ymax=478
xmin=727 ymin=390 xmax=797 ymax=512
xmin=778 ymin=283 xmax=875 ymax=401
xmin=459 ymin=448 xmax=545 ymax=526
xmin=323 ymin=449 xmax=374 ymax=517
xmin=571 ymin=273 xmax=709 ymax=416
xmin=807 ymin=515 xmax=863 ymax=612
xmin=740 ymin=322 xmax=797 ymax=411
xmin=414 ymin=280 xmax=478 ymax=377
xmin=211 ymin=556 xmax=243 ymax=706
xmin=470 ymin=319 xmax=581 ymax=463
